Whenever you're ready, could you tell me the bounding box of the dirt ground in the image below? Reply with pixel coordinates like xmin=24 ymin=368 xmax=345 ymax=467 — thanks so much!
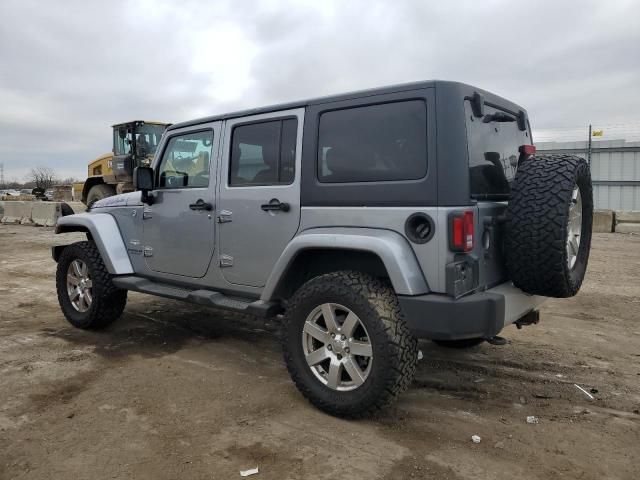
xmin=0 ymin=225 xmax=639 ymax=480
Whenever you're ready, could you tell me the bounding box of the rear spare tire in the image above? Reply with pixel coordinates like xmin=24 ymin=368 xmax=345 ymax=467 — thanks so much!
xmin=505 ymin=154 xmax=593 ymax=298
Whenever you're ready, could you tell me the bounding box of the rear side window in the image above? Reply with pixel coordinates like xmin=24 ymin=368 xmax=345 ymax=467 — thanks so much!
xmin=317 ymin=100 xmax=427 ymax=183
xmin=229 ymin=118 xmax=297 ymax=186
xmin=465 ymin=101 xmax=531 ymax=198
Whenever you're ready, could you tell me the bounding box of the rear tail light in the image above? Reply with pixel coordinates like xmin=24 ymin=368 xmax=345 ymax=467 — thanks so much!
xmin=449 ymin=211 xmax=474 ymax=252
xmin=519 ymin=144 xmax=536 ymax=156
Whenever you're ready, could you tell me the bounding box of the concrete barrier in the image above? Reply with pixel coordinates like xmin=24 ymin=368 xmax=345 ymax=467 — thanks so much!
xmin=616 ymin=211 xmax=640 ymax=224
xmin=1 ymin=201 xmax=33 ymax=224
xmin=592 ymin=210 xmax=614 ymax=233
xmin=615 ymin=210 xmax=640 ymax=234
xmin=31 ymin=202 xmax=63 ymax=227
xmin=616 ymin=223 xmax=640 ymax=234
xmin=0 ymin=201 xmax=87 ymax=226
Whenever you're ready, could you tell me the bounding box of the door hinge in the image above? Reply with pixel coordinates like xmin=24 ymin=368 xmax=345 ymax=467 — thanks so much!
xmin=217 ymin=210 xmax=232 ymax=223
xmin=219 ymin=254 xmax=233 ymax=267
xmin=143 ymin=207 xmax=153 ymax=220
xmin=143 ymin=246 xmax=153 ymax=257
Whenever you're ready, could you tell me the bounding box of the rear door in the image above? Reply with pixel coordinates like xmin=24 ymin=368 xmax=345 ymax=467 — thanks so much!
xmin=142 ymin=124 xmax=221 ymax=277
xmin=465 ymin=101 xmax=532 ymax=288
xmin=217 ymin=109 xmax=303 ymax=287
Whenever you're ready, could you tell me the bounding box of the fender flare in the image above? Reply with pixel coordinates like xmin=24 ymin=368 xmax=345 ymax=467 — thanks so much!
xmin=261 ymin=227 xmax=429 ymax=301
xmin=54 ymin=213 xmax=133 ymax=275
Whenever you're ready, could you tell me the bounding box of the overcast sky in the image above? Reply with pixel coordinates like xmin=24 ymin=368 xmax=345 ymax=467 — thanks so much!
xmin=1 ymin=0 xmax=639 ymax=181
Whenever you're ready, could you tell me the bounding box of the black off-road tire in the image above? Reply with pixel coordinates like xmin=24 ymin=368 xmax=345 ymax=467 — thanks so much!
xmin=56 ymin=241 xmax=127 ymax=329
xmin=505 ymin=154 xmax=593 ymax=298
xmin=282 ymin=271 xmax=418 ymax=417
xmin=86 ymin=184 xmax=116 ymax=206
xmin=433 ymin=338 xmax=485 ymax=349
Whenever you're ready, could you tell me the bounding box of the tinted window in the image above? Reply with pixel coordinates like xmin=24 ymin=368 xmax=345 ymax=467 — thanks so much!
xmin=230 ymin=118 xmax=297 ymax=186
xmin=465 ymin=101 xmax=531 ymax=198
xmin=157 ymin=130 xmax=214 ymax=189
xmin=317 ymin=100 xmax=427 ymax=183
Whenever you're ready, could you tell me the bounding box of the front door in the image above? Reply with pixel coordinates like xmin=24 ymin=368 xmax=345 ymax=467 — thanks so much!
xmin=143 ymin=124 xmax=221 ymax=278
xmin=218 ymin=109 xmax=303 ymax=287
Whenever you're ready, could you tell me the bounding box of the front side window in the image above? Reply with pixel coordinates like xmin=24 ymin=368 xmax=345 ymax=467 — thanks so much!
xmin=229 ymin=118 xmax=297 ymax=186
xmin=157 ymin=130 xmax=214 ymax=189
xmin=317 ymin=100 xmax=428 ymax=183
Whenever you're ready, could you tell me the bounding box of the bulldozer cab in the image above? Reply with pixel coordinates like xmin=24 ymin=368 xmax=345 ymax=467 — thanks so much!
xmin=111 ymin=121 xmax=169 ymax=183
xmin=82 ymin=120 xmax=170 ymax=205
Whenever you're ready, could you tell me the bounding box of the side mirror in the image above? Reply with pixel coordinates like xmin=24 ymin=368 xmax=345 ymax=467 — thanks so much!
xmin=134 ymin=167 xmax=154 ymax=204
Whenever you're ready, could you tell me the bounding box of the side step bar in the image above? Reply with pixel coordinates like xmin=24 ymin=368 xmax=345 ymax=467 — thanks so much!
xmin=112 ymin=276 xmax=282 ymax=318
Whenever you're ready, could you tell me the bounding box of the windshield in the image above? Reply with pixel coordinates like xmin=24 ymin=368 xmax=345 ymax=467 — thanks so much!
xmin=135 ymin=124 xmax=166 ymax=156
xmin=113 ymin=124 xmax=166 ymax=156
xmin=465 ymin=101 xmax=531 ymax=199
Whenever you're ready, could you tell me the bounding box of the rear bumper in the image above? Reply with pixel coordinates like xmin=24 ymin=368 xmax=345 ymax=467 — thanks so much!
xmin=398 ymin=282 xmax=545 ymax=340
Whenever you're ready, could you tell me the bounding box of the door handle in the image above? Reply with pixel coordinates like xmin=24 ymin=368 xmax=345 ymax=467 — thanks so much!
xmin=189 ymin=199 xmax=213 ymax=211
xmin=261 ymin=198 xmax=290 ymax=212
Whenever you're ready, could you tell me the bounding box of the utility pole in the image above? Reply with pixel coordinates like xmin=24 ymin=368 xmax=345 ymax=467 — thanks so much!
xmin=587 ymin=124 xmax=592 ymax=165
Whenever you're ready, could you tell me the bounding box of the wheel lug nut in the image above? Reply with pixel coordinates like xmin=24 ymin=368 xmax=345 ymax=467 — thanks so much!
xmin=330 ymin=333 xmax=335 ymax=338
xmin=327 ymin=345 xmax=332 ymax=351
xmin=344 ymin=347 xmax=350 ymax=354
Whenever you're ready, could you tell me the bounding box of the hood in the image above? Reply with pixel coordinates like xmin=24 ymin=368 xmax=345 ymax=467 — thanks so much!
xmin=91 ymin=191 xmax=143 ymax=209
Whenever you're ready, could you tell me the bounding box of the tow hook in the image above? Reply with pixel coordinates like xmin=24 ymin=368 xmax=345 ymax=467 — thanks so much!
xmin=515 ymin=310 xmax=540 ymax=329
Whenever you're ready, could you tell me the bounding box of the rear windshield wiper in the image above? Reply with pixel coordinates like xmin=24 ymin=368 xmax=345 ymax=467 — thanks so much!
xmin=483 ymin=112 xmax=516 ymax=123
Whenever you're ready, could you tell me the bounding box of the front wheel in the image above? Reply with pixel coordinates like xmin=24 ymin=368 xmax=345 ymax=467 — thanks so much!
xmin=282 ymin=271 xmax=418 ymax=417
xmin=56 ymin=241 xmax=127 ymax=329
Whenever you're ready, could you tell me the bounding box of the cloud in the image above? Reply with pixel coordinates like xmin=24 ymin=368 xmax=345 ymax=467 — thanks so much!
xmin=1 ymin=0 xmax=639 ymax=181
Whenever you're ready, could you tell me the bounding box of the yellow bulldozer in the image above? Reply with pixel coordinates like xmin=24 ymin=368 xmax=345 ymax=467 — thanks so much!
xmin=81 ymin=120 xmax=170 ymax=205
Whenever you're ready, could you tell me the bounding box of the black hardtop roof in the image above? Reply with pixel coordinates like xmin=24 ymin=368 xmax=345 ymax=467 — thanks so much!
xmin=167 ymin=80 xmax=524 ymax=131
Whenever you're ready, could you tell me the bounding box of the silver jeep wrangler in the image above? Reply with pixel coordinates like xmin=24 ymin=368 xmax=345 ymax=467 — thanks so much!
xmin=53 ymin=81 xmax=593 ymax=417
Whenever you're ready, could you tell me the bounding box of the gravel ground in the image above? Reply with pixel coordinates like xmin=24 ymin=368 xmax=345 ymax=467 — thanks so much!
xmin=1 ymin=225 xmax=639 ymax=480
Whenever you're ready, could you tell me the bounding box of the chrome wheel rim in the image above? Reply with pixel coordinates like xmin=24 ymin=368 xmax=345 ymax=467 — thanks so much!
xmin=302 ymin=303 xmax=373 ymax=392
xmin=66 ymin=259 xmax=93 ymax=312
xmin=567 ymin=186 xmax=583 ymax=269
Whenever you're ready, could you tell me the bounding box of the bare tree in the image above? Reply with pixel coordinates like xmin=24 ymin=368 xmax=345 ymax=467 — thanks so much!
xmin=57 ymin=176 xmax=80 ymax=185
xmin=27 ymin=166 xmax=57 ymax=190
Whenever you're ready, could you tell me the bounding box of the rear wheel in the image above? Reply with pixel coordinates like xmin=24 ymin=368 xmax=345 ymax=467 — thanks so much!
xmin=56 ymin=241 xmax=127 ymax=329
xmin=86 ymin=184 xmax=116 ymax=206
xmin=505 ymin=154 xmax=593 ymax=298
xmin=282 ymin=271 xmax=417 ymax=417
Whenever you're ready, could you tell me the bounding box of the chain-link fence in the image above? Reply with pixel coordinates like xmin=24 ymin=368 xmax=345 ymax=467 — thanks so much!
xmin=534 ymin=123 xmax=640 ymax=211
